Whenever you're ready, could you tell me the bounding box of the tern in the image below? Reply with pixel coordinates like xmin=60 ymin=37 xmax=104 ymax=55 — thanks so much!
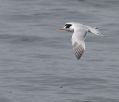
xmin=60 ymin=22 xmax=103 ymax=60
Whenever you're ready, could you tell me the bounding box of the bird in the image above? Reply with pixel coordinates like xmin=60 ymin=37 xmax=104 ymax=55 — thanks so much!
xmin=60 ymin=22 xmax=103 ymax=60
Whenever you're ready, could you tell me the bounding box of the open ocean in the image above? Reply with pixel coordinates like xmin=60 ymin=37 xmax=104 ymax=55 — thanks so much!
xmin=0 ymin=0 xmax=119 ymax=102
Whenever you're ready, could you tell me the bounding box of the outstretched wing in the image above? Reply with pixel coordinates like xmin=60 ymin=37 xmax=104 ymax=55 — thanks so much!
xmin=87 ymin=26 xmax=103 ymax=36
xmin=72 ymin=41 xmax=85 ymax=60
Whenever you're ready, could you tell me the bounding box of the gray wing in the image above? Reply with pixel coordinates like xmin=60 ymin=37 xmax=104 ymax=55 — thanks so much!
xmin=86 ymin=26 xmax=103 ymax=36
xmin=73 ymin=42 xmax=85 ymax=60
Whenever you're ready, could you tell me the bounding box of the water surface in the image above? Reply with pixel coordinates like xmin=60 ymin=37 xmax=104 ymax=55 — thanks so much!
xmin=0 ymin=0 xmax=119 ymax=102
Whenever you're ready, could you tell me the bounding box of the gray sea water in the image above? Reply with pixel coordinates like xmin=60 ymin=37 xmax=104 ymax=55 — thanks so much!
xmin=0 ymin=0 xmax=119 ymax=102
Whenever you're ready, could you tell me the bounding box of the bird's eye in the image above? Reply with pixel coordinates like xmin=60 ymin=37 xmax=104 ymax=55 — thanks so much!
xmin=65 ymin=24 xmax=72 ymax=28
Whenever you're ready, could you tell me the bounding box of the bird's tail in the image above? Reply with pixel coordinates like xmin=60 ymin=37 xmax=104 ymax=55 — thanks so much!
xmin=87 ymin=26 xmax=104 ymax=36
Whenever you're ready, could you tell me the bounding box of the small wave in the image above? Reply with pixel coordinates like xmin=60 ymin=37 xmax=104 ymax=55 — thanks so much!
xmin=0 ymin=34 xmax=45 ymax=44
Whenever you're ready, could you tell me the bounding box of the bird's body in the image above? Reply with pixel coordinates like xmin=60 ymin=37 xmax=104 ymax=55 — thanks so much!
xmin=60 ymin=22 xmax=102 ymax=60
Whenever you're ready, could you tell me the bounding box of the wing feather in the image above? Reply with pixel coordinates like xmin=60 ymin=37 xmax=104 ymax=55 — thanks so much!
xmin=87 ymin=26 xmax=103 ymax=36
xmin=73 ymin=42 xmax=85 ymax=60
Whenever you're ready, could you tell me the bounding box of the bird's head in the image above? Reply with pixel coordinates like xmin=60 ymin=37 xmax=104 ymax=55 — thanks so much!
xmin=60 ymin=22 xmax=75 ymax=32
